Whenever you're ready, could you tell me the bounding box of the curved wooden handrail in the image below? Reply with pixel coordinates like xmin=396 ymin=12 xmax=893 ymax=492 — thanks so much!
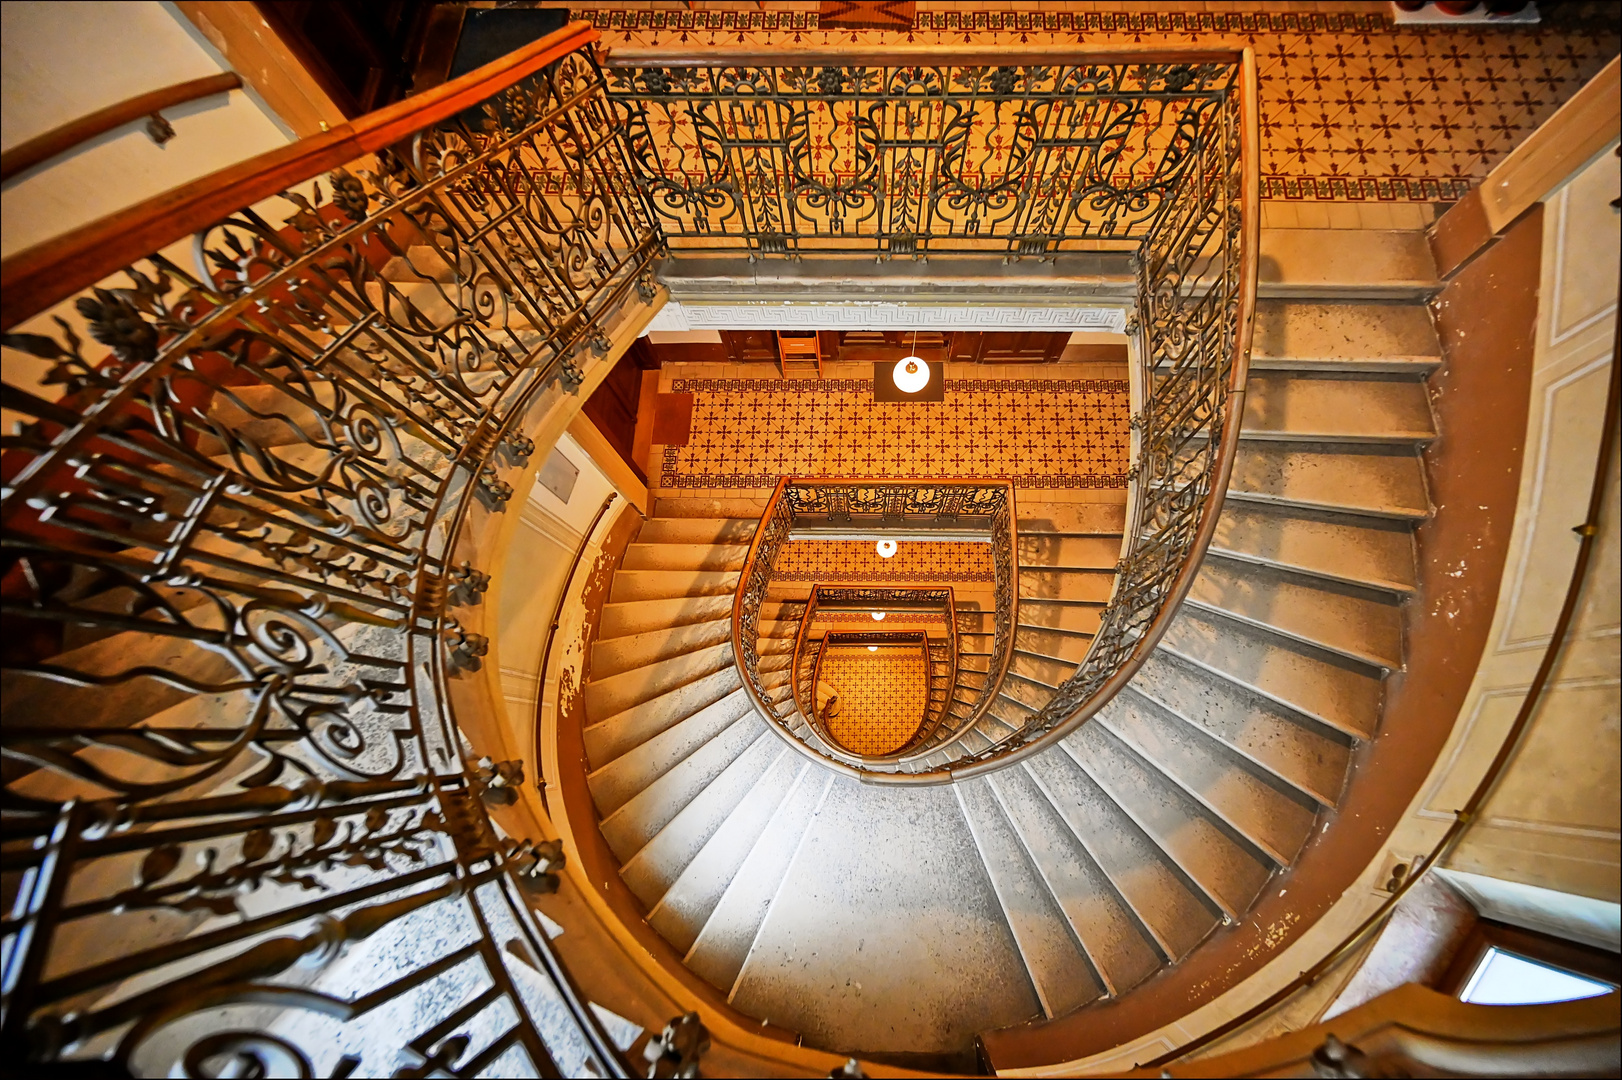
xmin=0 ymin=20 xmax=599 ymax=332
xmin=730 ymin=477 xmax=1020 ymax=783
xmin=724 ymin=51 xmax=1258 ymax=787
xmin=0 ymin=73 xmax=243 ymax=184
xmin=937 ymin=46 xmax=1259 ymax=783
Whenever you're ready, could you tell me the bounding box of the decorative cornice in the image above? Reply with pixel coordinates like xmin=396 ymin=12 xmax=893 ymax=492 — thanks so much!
xmin=646 ymin=301 xmax=1128 ymax=334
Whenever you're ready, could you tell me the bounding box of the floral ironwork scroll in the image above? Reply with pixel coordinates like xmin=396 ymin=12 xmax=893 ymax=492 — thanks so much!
xmin=1 ymin=43 xmax=658 ymax=1076
xmin=604 ymin=56 xmax=1232 ymax=259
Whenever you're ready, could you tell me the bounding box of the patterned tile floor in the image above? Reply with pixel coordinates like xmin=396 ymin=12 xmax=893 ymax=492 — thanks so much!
xmin=660 ymin=373 xmax=1130 ymax=491
xmin=577 ymin=2 xmax=1619 ymax=201
xmin=818 ymin=643 xmax=931 ymax=754
xmin=777 ymin=539 xmax=994 ymax=583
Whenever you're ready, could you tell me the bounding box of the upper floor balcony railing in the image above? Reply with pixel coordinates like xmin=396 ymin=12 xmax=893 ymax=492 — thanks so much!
xmin=0 ymin=23 xmax=1256 ymax=1072
xmin=632 ymin=48 xmax=1264 ymax=780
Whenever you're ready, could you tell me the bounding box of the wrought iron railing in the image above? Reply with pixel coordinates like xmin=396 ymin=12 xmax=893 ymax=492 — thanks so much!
xmin=685 ymin=48 xmax=1257 ymax=782
xmin=789 ymin=586 xmax=961 ymax=751
xmin=731 ymin=479 xmax=1016 ymax=781
xmin=0 ymin=23 xmax=661 ymax=1076
xmin=603 ymin=47 xmax=1248 ymax=260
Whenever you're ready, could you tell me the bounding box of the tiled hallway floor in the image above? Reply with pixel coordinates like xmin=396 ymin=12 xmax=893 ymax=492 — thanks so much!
xmin=655 ymin=362 xmax=1130 ymax=495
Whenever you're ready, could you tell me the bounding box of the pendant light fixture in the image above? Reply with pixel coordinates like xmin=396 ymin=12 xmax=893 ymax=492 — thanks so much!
xmin=870 ymin=611 xmax=885 ymax=621
xmin=892 ymin=327 xmax=930 ymax=394
xmin=875 ymin=539 xmax=897 ymax=558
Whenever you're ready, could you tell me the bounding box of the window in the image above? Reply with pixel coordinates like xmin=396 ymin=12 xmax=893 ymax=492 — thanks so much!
xmin=1459 ymin=947 xmax=1615 ymax=1006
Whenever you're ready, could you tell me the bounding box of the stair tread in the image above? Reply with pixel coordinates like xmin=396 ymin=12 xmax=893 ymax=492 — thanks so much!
xmin=991 ymin=765 xmax=1163 ymax=997
xmin=1211 ymin=500 xmax=1418 ymax=594
xmin=957 ymin=777 xmax=1104 ymax=1018
xmin=1229 ymin=442 xmax=1430 ymax=520
xmin=1188 ymin=554 xmax=1404 ymax=670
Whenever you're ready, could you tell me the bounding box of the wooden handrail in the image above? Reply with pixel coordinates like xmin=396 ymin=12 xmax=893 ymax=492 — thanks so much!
xmin=532 ymin=492 xmax=620 ymax=815
xmin=934 ymin=47 xmax=1259 ymax=784
xmin=0 ymin=73 xmax=243 ymax=184
xmin=0 ymin=20 xmax=599 ymax=332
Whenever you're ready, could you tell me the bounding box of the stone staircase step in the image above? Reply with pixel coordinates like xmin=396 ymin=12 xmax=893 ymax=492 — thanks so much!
xmin=1024 ymin=750 xmax=1214 ymax=962
xmin=599 ymin=711 xmax=766 ymax=863
xmin=1188 ymin=555 xmax=1405 ymax=671
xmin=591 ymin=618 xmax=732 ymax=679
xmin=650 ymin=756 xmax=813 ymax=954
xmin=621 ymin=733 xmax=786 ymax=906
xmin=957 ymin=777 xmax=1105 ymax=1018
xmin=609 ymin=568 xmax=740 ymax=603
xmin=1249 ymin=299 xmax=1442 ymax=372
xmin=728 ymin=780 xmax=1041 ymax=1050
xmin=1008 ymin=651 xmax=1074 ymax=691
xmin=1134 ymin=649 xmax=1353 ymax=807
xmin=1016 ymin=600 xmax=1105 ymax=636
xmin=1240 ymin=372 xmax=1436 ymax=444
xmin=990 ymin=765 xmax=1162 ymax=998
xmin=1019 ymin=568 xmax=1114 ymax=603
xmin=585 ymin=640 xmax=734 ymax=718
xmin=1016 ymin=534 xmax=1122 ymax=569
xmin=637 ymin=517 xmax=757 ymax=545
xmin=587 ymin=687 xmax=755 ymax=816
xmin=583 ymin=665 xmax=743 ymax=766
xmin=1067 ymin=722 xmax=1273 ymax=923
xmin=1210 ymin=501 xmax=1419 ymax=594
xmin=1229 ymin=442 xmax=1430 ymax=521
xmin=600 ymin=594 xmax=733 ymax=638
xmin=1103 ymin=690 xmax=1317 ymax=867
xmin=1013 ymin=626 xmax=1096 ymax=665
xmin=685 ymin=770 xmax=834 ymax=994
xmin=1159 ymin=607 xmax=1382 ymax=740
xmin=621 ymin=542 xmax=749 ymax=572
xmin=1257 ymin=228 xmax=1437 ymax=298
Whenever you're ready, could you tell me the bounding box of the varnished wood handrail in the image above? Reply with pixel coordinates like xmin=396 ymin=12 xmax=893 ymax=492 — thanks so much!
xmin=0 ymin=20 xmax=599 ymax=332
xmin=939 ymin=47 xmax=1259 ymax=784
xmin=0 ymin=73 xmax=243 ymax=184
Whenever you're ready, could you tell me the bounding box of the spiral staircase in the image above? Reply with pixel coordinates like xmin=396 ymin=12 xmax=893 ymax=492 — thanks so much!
xmin=575 ymin=247 xmax=1442 ymax=1054
xmin=10 ymin=18 xmax=1617 ymax=1077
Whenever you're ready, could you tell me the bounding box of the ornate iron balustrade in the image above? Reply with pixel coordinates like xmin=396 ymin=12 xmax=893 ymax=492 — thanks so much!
xmin=790 ymin=586 xmax=961 ymax=752
xmin=602 ymin=47 xmax=1244 ymax=260
xmin=731 ymin=479 xmax=1016 ymax=781
xmin=0 ymin=23 xmax=661 ymax=1077
xmin=719 ymin=49 xmax=1256 ymax=782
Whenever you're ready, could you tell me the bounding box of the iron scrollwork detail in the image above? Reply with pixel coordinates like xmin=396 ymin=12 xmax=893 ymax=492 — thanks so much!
xmin=2 ymin=43 xmax=655 ymax=1078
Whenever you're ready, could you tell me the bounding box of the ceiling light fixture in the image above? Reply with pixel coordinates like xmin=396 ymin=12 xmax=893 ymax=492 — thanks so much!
xmin=892 ymin=328 xmax=930 ymax=395
xmin=875 ymin=539 xmax=898 ymax=558
xmin=867 ymin=645 xmax=879 ymax=652
xmin=892 ymin=355 xmax=930 ymax=394
xmin=871 ymin=611 xmax=885 ymax=621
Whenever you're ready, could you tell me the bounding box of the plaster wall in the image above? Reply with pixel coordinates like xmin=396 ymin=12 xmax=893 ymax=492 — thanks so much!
xmin=0 ymin=1 xmax=292 ymax=257
xmin=1426 ymin=144 xmax=1621 ymax=905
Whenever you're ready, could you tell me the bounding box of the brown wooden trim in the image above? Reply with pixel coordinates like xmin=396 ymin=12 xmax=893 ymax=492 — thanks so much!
xmin=601 ymin=45 xmax=1247 ymax=67
xmin=1438 ymin=921 xmax=1622 ymax=998
xmin=173 ymin=0 xmax=345 ymax=138
xmin=1429 ymin=55 xmax=1619 ymax=281
xmin=0 ymin=20 xmax=598 ymax=333
xmin=0 ymin=73 xmax=243 ymax=184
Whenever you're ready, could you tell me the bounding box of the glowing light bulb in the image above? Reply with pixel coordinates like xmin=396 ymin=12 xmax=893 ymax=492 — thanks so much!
xmin=867 ymin=645 xmax=879 ymax=652
xmin=892 ymin=355 xmax=930 ymax=394
xmin=875 ymin=539 xmax=898 ymax=559
xmin=871 ymin=611 xmax=885 ymax=621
